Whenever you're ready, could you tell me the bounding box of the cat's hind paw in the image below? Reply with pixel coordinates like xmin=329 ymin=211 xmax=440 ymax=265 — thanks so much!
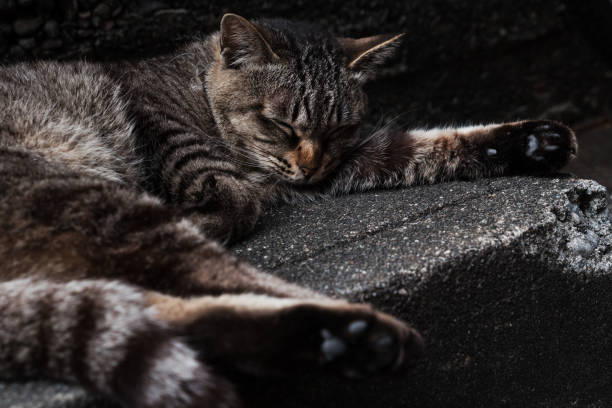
xmin=175 ymin=296 xmax=423 ymax=379
xmin=309 ymin=304 xmax=424 ymax=378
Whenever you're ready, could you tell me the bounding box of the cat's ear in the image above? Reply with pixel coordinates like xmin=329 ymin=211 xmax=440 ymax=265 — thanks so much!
xmin=337 ymin=33 xmax=404 ymax=81
xmin=219 ymin=13 xmax=280 ymax=68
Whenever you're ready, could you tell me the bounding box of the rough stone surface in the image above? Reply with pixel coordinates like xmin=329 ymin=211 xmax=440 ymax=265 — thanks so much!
xmin=2 ymin=176 xmax=612 ymax=407
xmin=12 ymin=17 xmax=43 ymax=36
xmin=567 ymin=121 xmax=612 ymax=209
xmin=0 ymin=0 xmax=568 ymax=66
xmin=237 ymin=176 xmax=612 ymax=408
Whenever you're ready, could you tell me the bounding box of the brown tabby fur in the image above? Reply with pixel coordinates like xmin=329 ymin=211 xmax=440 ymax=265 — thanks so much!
xmin=0 ymin=13 xmax=577 ymax=408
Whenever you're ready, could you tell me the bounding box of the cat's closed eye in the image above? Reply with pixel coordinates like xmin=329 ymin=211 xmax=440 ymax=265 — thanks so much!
xmin=260 ymin=116 xmax=300 ymax=146
xmin=274 ymin=120 xmax=301 ymax=147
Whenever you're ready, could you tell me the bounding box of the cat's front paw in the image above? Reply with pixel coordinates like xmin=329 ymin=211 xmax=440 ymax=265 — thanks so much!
xmin=493 ymin=120 xmax=577 ymax=173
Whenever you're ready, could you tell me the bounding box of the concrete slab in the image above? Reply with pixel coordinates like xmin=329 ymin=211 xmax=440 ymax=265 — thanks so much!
xmin=3 ymin=176 xmax=611 ymax=407
xmin=232 ymin=176 xmax=612 ymax=408
xmin=567 ymin=120 xmax=612 ymax=208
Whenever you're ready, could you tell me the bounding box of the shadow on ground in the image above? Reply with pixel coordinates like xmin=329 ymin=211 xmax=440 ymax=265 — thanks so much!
xmin=238 ymin=260 xmax=612 ymax=408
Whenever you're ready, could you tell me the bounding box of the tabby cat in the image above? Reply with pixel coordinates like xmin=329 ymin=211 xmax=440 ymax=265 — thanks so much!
xmin=0 ymin=13 xmax=577 ymax=408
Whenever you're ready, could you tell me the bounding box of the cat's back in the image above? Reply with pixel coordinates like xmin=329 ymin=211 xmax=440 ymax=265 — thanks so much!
xmin=0 ymin=60 xmax=140 ymax=184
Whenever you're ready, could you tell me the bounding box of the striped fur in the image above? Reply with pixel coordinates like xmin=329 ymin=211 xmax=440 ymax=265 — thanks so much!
xmin=0 ymin=278 xmax=240 ymax=408
xmin=0 ymin=14 xmax=576 ymax=407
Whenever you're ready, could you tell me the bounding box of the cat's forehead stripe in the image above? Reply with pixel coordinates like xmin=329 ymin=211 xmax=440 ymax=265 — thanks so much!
xmin=292 ymin=51 xmax=346 ymax=130
xmin=291 ymin=98 xmax=300 ymax=122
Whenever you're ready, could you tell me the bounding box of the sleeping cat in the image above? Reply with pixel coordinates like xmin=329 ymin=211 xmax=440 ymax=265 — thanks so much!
xmin=0 ymin=13 xmax=577 ymax=408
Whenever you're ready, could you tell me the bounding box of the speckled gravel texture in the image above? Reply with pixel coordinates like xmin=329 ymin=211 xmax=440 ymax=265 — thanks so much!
xmin=234 ymin=177 xmax=612 ymax=292
xmin=3 ymin=176 xmax=612 ymax=407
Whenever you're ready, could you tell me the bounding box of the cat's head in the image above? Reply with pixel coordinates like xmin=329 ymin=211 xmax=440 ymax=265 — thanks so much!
xmin=207 ymin=14 xmax=403 ymax=184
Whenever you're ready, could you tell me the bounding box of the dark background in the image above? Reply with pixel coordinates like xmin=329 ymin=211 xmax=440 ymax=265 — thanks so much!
xmin=1 ymin=1 xmax=612 ymax=407
xmin=1 ymin=0 xmax=610 ymax=193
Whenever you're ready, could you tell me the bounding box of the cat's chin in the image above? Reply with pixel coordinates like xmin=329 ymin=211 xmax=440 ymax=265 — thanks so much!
xmin=293 ymin=178 xmax=311 ymax=186
xmin=274 ymin=174 xmax=311 ymax=186
xmin=290 ymin=177 xmax=320 ymax=186
xmin=287 ymin=179 xmax=327 ymax=190
xmin=280 ymin=179 xmax=308 ymax=187
xmin=276 ymin=179 xmax=313 ymax=189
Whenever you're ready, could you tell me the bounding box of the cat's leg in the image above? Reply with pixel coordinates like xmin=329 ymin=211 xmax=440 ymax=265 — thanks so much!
xmin=0 ymin=278 xmax=241 ymax=408
xmin=2 ymin=150 xmax=423 ymax=379
xmin=154 ymin=131 xmax=265 ymax=243
xmin=0 ymin=278 xmax=423 ymax=408
xmin=175 ymin=174 xmax=263 ymax=244
xmin=326 ymin=120 xmax=577 ymax=194
xmin=148 ymin=292 xmax=424 ymax=378
xmin=0 ymin=148 xmax=309 ymax=298
xmin=1 ymin=154 xmax=423 ymax=392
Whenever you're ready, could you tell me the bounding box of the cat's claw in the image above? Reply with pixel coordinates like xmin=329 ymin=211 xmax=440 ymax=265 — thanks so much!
xmin=348 ymin=319 xmax=368 ymax=336
xmin=525 ymin=131 xmax=564 ymax=159
xmin=321 ymin=329 xmax=347 ymax=361
xmin=320 ymin=321 xmax=401 ymax=361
